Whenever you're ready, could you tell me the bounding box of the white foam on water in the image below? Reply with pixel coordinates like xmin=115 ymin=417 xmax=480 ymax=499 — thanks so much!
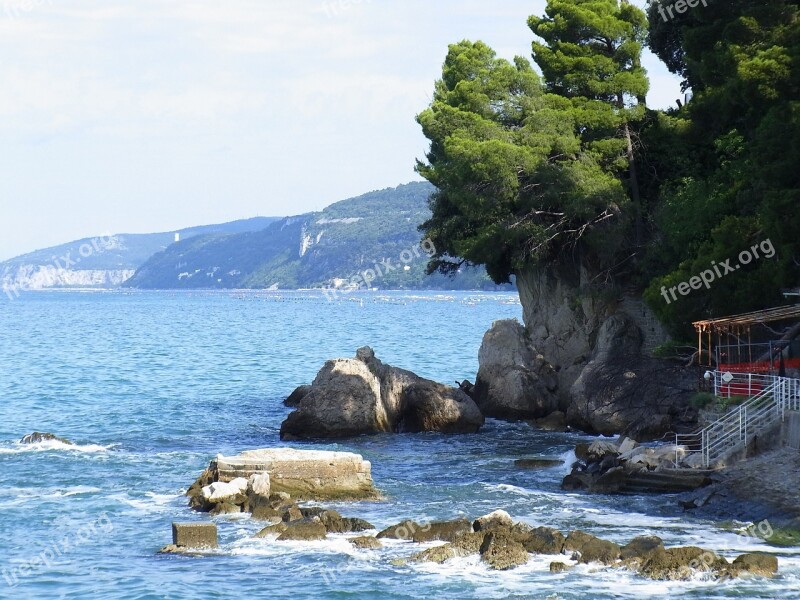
xmin=42 ymin=485 xmax=103 ymax=498
xmin=558 ymin=449 xmax=577 ymax=475
xmin=408 ymin=552 xmax=754 ymax=600
xmin=0 ymin=440 xmax=115 ymax=454
xmin=109 ymin=491 xmax=182 ymax=514
xmin=482 ymin=483 xmax=539 ymax=497
xmin=230 ymin=534 xmax=359 ymax=558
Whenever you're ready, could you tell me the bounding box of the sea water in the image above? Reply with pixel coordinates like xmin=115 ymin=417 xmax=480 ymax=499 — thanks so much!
xmin=0 ymin=290 xmax=797 ymax=599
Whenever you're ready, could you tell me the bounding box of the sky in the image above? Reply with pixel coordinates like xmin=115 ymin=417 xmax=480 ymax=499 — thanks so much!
xmin=0 ymin=0 xmax=683 ymax=261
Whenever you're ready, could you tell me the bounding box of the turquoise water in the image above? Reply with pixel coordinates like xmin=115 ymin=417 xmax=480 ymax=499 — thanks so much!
xmin=0 ymin=290 xmax=797 ymax=599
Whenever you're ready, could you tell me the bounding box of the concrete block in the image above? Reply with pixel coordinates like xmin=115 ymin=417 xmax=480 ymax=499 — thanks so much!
xmin=172 ymin=522 xmax=218 ymax=548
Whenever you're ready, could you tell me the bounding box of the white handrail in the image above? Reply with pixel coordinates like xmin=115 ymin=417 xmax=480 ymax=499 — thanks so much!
xmin=678 ymin=372 xmax=800 ymax=467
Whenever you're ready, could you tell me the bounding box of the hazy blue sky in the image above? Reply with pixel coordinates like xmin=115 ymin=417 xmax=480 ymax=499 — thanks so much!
xmin=0 ymin=0 xmax=682 ymax=261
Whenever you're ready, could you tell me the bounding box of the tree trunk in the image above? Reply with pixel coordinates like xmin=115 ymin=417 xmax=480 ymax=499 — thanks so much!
xmin=623 ymin=120 xmax=642 ymax=247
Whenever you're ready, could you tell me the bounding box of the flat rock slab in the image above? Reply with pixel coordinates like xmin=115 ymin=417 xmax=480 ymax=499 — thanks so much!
xmin=214 ymin=447 xmax=378 ymax=500
xmin=172 ymin=523 xmax=218 ymax=549
xmin=514 ymin=458 xmax=565 ymax=470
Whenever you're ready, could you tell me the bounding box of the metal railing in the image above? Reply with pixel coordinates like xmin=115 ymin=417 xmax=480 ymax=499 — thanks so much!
xmin=678 ymin=372 xmax=800 ymax=467
xmin=710 ymin=371 xmax=776 ymax=398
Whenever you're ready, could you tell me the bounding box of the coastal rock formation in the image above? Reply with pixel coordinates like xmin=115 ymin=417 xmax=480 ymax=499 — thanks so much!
xmin=187 ymin=448 xmax=378 ymax=513
xmin=480 ymin=531 xmax=529 ymax=570
xmin=473 ymin=510 xmax=514 ymax=532
xmin=562 ymin=438 xmax=712 ymax=494
xmin=391 ymin=509 xmax=778 ymax=579
xmin=567 ymin=314 xmax=697 ymax=438
xmin=504 ymin=266 xmax=697 ymax=439
xmin=280 ymin=347 xmax=484 ymax=439
xmin=20 ymin=432 xmax=73 ymax=445
xmin=473 ymin=319 xmax=559 ymax=419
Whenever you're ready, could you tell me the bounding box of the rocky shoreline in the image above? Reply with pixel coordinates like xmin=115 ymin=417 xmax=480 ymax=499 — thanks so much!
xmin=154 ymin=313 xmax=795 ymax=589
xmin=676 ymin=447 xmax=800 ymax=530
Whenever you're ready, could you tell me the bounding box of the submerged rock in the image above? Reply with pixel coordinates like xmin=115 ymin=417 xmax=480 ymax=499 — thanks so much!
xmin=280 ymin=347 xmax=483 ymax=439
xmin=520 ymin=526 xmax=566 ymax=555
xmin=514 ymin=458 xmax=565 ymax=470
xmin=255 ymin=523 xmax=288 ymax=538
xmin=409 ymin=545 xmax=458 ymax=564
xmin=276 ymin=521 xmax=327 ymax=542
xmin=349 ymin=536 xmax=382 ymax=550
xmin=550 ymin=561 xmax=571 ymax=572
xmin=620 ymin=536 xmax=665 ymax=561
xmin=384 ymin=507 xmax=780 ymax=581
xmin=376 ymin=520 xmax=426 ymax=540
xmin=20 ymin=432 xmax=72 ymax=445
xmin=531 ymin=411 xmax=568 ymax=432
xmin=473 ymin=319 xmax=559 ymax=420
xmin=299 ymin=507 xmax=373 ymax=533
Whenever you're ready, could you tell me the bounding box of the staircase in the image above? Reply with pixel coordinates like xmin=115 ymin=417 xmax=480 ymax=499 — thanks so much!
xmin=677 ymin=373 xmax=800 ymax=468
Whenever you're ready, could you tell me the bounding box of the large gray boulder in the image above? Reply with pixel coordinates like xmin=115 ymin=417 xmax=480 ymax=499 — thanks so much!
xmin=473 ymin=319 xmax=559 ymax=420
xmin=280 ymin=347 xmax=484 ymax=439
xmin=568 ymin=314 xmax=696 ymax=438
xmin=511 ymin=265 xmax=697 ymax=439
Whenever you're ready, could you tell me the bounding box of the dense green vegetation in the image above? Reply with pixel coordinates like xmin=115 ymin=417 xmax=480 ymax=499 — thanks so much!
xmin=127 ymin=183 xmax=509 ymax=291
xmin=417 ymin=0 xmax=799 ymax=336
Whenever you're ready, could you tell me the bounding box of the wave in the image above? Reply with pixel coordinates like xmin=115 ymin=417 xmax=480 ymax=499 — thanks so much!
xmin=0 ymin=439 xmax=116 ymax=454
xmin=110 ymin=491 xmax=183 ymax=514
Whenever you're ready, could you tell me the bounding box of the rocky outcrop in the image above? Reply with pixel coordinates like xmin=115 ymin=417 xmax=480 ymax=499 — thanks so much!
xmin=350 ymin=536 xmax=382 ymax=550
xmin=390 ymin=508 xmax=779 ymax=579
xmin=567 ymin=314 xmax=697 ymax=438
xmin=480 ymin=531 xmax=529 ymax=570
xmin=280 ymin=347 xmax=484 ymax=439
xmin=562 ymin=438 xmax=712 ymax=494
xmin=473 ymin=510 xmax=514 ymax=532
xmin=490 ymin=265 xmax=698 ymax=439
xmin=187 ymin=448 xmax=378 ymax=512
xmin=473 ymin=320 xmax=559 ymax=419
xmin=20 ymin=432 xmax=73 ymax=445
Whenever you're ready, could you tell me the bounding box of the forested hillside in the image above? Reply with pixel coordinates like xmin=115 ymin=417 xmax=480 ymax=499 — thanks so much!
xmin=127 ymin=183 xmax=506 ymax=291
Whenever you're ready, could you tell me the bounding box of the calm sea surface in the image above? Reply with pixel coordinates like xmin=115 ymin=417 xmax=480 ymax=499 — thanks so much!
xmin=0 ymin=290 xmax=797 ymax=599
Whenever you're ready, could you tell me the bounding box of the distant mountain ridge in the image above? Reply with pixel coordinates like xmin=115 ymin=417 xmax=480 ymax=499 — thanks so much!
xmin=2 ymin=183 xmax=510 ymax=295
xmin=0 ymin=217 xmax=279 ymax=293
xmin=126 ymin=182 xmax=505 ymax=291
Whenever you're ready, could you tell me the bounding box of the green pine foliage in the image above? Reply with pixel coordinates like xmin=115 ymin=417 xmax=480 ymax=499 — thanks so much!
xmin=418 ymin=0 xmax=799 ymax=336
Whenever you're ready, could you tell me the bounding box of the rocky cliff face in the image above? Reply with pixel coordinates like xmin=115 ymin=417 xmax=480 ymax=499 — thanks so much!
xmin=1 ymin=265 xmax=136 ymax=296
xmin=494 ymin=265 xmax=697 ymax=439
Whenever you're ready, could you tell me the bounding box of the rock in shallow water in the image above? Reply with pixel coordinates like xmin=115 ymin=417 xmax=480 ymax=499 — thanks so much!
xmin=188 ymin=447 xmax=378 ymax=509
xmin=349 ymin=536 xmax=382 ymax=550
xmin=480 ymin=531 xmax=529 ymax=570
xmin=280 ymin=346 xmax=484 ymax=439
xmin=276 ymin=521 xmax=327 ymax=541
xmin=564 ymin=530 xmax=620 ymax=565
xmin=473 ymin=510 xmax=514 ymax=532
xmin=514 ymin=458 xmax=565 ymax=470
xmin=473 ymin=319 xmax=559 ymax=420
xmin=728 ymin=552 xmax=779 ymax=577
xmin=20 ymin=432 xmax=73 ymax=445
